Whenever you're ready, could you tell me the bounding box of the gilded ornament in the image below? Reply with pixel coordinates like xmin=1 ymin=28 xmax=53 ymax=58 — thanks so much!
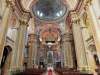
xmin=19 ymin=20 xmax=28 ymax=26
xmin=71 ymin=19 xmax=80 ymax=25
xmin=5 ymin=0 xmax=15 ymax=12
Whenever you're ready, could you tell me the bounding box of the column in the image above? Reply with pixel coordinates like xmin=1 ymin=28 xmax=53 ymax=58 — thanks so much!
xmin=72 ymin=19 xmax=88 ymax=70
xmin=67 ymin=41 xmax=73 ymax=68
xmin=38 ymin=47 xmax=40 ymax=67
xmin=17 ymin=20 xmax=27 ymax=69
xmin=12 ymin=26 xmax=21 ymax=68
xmin=60 ymin=46 xmax=63 ymax=67
xmin=28 ymin=41 xmax=34 ymax=69
xmin=34 ymin=41 xmax=37 ymax=65
xmin=85 ymin=0 xmax=100 ymax=62
xmin=0 ymin=1 xmax=14 ymax=64
xmin=63 ymin=41 xmax=66 ymax=67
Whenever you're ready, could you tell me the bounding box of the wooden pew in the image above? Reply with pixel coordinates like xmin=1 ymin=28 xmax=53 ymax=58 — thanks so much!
xmin=55 ymin=69 xmax=93 ymax=75
xmin=13 ymin=69 xmax=46 ymax=75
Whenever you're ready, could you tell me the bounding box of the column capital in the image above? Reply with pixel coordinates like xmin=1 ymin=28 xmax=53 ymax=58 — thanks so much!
xmin=5 ymin=0 xmax=15 ymax=11
xmin=19 ymin=20 xmax=28 ymax=26
xmin=71 ymin=19 xmax=80 ymax=26
xmin=84 ymin=0 xmax=93 ymax=10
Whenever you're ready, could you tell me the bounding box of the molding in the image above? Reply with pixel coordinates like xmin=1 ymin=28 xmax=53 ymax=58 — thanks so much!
xmin=15 ymin=0 xmax=31 ymax=20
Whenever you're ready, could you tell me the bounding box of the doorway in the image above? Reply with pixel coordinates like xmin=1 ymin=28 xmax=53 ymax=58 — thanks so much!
xmin=0 ymin=46 xmax=12 ymax=75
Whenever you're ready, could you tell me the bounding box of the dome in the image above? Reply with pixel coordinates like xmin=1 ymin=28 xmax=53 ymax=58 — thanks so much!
xmin=32 ymin=0 xmax=67 ymax=21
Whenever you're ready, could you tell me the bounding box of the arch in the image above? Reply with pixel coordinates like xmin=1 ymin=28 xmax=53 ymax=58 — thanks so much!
xmin=1 ymin=46 xmax=12 ymax=75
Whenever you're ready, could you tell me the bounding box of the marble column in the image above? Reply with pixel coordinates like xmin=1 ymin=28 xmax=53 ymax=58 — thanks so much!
xmin=63 ymin=41 xmax=67 ymax=67
xmin=60 ymin=46 xmax=63 ymax=67
xmin=12 ymin=26 xmax=21 ymax=68
xmin=28 ymin=41 xmax=34 ymax=68
xmin=34 ymin=41 xmax=37 ymax=65
xmin=67 ymin=41 xmax=73 ymax=68
xmin=85 ymin=0 xmax=100 ymax=63
xmin=38 ymin=47 xmax=40 ymax=67
xmin=72 ymin=19 xmax=88 ymax=70
xmin=0 ymin=1 xmax=14 ymax=64
xmin=17 ymin=20 xmax=27 ymax=69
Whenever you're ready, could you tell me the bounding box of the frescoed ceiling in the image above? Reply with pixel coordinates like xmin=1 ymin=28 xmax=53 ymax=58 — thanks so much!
xmin=32 ymin=0 xmax=67 ymax=21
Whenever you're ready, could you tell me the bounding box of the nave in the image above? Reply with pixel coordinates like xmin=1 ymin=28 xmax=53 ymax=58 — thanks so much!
xmin=0 ymin=0 xmax=100 ymax=75
xmin=14 ymin=69 xmax=96 ymax=75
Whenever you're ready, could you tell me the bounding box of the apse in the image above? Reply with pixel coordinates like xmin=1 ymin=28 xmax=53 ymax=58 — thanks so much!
xmin=32 ymin=0 xmax=67 ymax=21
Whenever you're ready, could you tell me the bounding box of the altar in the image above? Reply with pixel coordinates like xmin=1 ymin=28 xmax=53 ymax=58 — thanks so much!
xmin=47 ymin=64 xmax=54 ymax=70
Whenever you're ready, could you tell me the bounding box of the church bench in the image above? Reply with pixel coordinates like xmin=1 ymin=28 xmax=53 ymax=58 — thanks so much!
xmin=55 ymin=69 xmax=93 ymax=75
xmin=13 ymin=69 xmax=46 ymax=75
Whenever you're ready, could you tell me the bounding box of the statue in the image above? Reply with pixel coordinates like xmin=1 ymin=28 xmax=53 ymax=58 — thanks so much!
xmin=48 ymin=53 xmax=52 ymax=63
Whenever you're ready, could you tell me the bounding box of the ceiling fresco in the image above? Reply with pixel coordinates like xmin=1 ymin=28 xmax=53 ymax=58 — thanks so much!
xmin=32 ymin=0 xmax=67 ymax=21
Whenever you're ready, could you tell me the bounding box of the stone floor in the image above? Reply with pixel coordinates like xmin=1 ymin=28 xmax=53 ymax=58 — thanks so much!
xmin=43 ymin=71 xmax=58 ymax=75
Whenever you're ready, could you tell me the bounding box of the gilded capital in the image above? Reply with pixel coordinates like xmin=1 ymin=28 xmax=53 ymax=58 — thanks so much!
xmin=84 ymin=0 xmax=93 ymax=10
xmin=71 ymin=19 xmax=80 ymax=26
xmin=5 ymin=1 xmax=15 ymax=11
xmin=19 ymin=20 xmax=28 ymax=26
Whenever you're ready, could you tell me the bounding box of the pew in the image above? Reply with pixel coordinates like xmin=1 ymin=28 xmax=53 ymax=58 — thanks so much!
xmin=55 ymin=69 xmax=93 ymax=75
xmin=13 ymin=69 xmax=46 ymax=75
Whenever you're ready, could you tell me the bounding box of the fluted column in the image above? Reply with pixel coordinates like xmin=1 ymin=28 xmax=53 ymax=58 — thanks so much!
xmin=72 ymin=19 xmax=88 ymax=70
xmin=84 ymin=0 xmax=100 ymax=63
xmin=0 ymin=1 xmax=14 ymax=64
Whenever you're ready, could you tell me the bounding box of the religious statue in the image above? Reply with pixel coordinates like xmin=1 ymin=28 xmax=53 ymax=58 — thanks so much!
xmin=48 ymin=53 xmax=52 ymax=63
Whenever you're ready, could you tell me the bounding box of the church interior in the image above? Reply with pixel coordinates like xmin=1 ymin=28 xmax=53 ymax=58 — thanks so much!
xmin=0 ymin=0 xmax=100 ymax=75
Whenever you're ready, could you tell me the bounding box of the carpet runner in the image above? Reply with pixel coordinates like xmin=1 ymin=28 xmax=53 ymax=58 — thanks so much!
xmin=48 ymin=70 xmax=53 ymax=75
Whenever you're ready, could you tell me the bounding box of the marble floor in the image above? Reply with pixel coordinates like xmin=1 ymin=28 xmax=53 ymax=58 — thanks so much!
xmin=43 ymin=71 xmax=58 ymax=75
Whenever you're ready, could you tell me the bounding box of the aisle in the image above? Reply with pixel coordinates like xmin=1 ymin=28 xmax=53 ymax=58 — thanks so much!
xmin=48 ymin=70 xmax=53 ymax=75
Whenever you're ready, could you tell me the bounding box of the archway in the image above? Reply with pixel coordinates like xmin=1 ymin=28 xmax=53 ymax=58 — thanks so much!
xmin=0 ymin=46 xmax=12 ymax=75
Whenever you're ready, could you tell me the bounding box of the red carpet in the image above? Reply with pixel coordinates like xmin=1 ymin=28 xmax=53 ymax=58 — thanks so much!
xmin=48 ymin=70 xmax=53 ymax=75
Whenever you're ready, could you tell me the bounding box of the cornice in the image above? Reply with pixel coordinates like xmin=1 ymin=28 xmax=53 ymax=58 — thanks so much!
xmin=15 ymin=0 xmax=31 ymax=20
